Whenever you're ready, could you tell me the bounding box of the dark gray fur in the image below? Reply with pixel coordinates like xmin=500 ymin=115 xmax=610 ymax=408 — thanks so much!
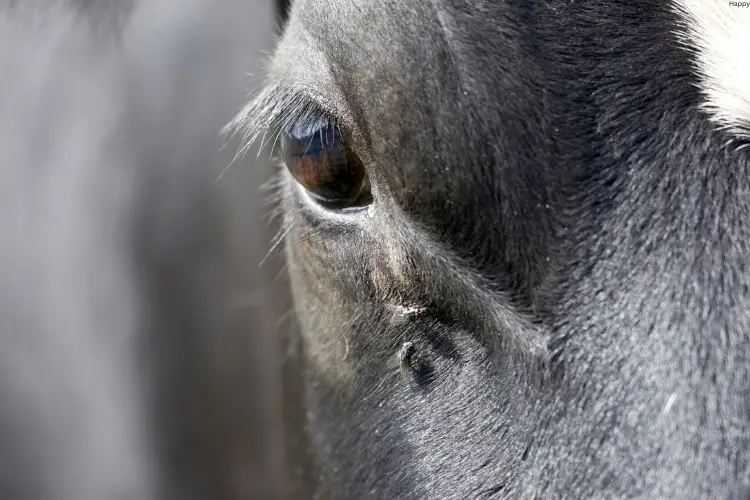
xmin=233 ymin=0 xmax=750 ymax=498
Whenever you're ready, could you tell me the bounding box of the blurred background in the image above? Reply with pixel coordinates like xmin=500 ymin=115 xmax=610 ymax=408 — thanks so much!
xmin=0 ymin=1 xmax=302 ymax=499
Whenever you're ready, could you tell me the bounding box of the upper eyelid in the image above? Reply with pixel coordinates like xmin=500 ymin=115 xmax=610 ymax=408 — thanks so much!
xmin=224 ymin=85 xmax=343 ymax=159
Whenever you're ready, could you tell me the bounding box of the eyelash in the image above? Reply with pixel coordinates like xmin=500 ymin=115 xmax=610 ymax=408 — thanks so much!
xmin=273 ymin=111 xmax=338 ymax=153
xmin=224 ymin=85 xmax=347 ymax=168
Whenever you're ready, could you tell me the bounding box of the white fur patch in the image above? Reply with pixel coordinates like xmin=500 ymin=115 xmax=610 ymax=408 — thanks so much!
xmin=673 ymin=0 xmax=750 ymax=138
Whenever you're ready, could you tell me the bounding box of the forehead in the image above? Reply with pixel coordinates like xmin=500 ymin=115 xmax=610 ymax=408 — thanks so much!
xmin=269 ymin=0 xmax=477 ymax=136
xmin=271 ymin=0 xmax=429 ymax=85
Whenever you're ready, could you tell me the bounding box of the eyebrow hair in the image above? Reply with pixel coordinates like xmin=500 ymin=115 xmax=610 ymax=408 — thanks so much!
xmin=223 ymin=84 xmax=332 ymax=161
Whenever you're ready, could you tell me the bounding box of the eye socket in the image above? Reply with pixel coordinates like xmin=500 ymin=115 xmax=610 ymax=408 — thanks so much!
xmin=281 ymin=118 xmax=372 ymax=211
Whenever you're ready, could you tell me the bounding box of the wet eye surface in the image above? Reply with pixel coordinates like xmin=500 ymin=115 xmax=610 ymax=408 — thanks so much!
xmin=281 ymin=119 xmax=372 ymax=211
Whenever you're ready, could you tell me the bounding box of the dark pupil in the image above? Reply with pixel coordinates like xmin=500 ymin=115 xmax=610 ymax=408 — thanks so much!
xmin=281 ymin=120 xmax=367 ymax=207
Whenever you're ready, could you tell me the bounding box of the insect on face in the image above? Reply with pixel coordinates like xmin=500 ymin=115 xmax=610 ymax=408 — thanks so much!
xmin=397 ymin=341 xmax=416 ymax=368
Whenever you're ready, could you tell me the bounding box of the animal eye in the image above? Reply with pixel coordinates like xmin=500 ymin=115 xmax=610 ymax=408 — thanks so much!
xmin=281 ymin=119 xmax=372 ymax=210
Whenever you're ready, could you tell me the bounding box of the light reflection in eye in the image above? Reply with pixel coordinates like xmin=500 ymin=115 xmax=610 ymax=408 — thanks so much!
xmin=281 ymin=119 xmax=371 ymax=209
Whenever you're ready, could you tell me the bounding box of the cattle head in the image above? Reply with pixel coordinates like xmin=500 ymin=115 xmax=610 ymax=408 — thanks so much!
xmin=230 ymin=0 xmax=750 ymax=497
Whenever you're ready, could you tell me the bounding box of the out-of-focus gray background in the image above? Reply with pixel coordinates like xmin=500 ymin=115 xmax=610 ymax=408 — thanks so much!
xmin=0 ymin=1 xmax=301 ymax=499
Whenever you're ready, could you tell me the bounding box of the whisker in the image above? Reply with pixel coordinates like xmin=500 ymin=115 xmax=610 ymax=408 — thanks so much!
xmin=260 ymin=219 xmax=295 ymax=269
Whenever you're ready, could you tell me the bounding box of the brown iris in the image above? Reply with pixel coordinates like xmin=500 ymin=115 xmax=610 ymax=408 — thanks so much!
xmin=281 ymin=119 xmax=371 ymax=210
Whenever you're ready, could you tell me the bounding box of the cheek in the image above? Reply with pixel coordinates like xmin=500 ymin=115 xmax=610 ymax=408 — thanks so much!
xmin=285 ymin=237 xmax=353 ymax=384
